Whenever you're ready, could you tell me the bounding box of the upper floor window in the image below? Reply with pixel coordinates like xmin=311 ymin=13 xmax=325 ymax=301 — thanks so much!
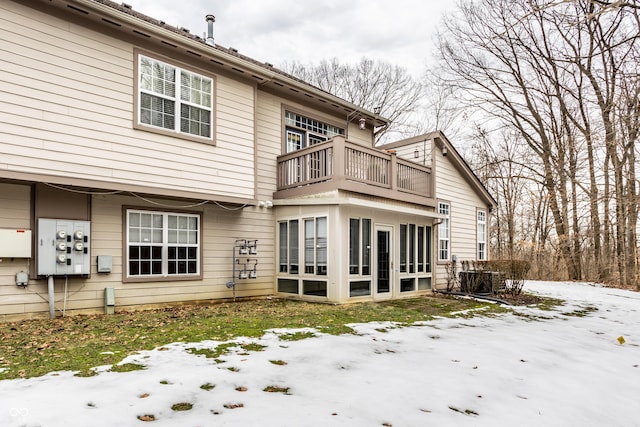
xmin=477 ymin=210 xmax=487 ymax=260
xmin=137 ymin=53 xmax=213 ymax=141
xmin=284 ymin=111 xmax=344 ymax=153
xmin=438 ymin=202 xmax=450 ymax=262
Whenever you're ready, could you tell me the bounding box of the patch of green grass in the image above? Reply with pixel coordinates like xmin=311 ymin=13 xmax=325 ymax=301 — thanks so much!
xmin=110 ymin=363 xmax=145 ymax=373
xmin=0 ymin=295 xmax=510 ymax=380
xmin=241 ymin=342 xmax=266 ymax=352
xmin=171 ymin=402 xmax=193 ymax=411
xmin=534 ymin=297 xmax=564 ymax=311
xmin=562 ymin=305 xmax=598 ymax=317
xmin=200 ymin=382 xmax=215 ymax=391
xmin=74 ymin=369 xmax=98 ymax=378
xmin=269 ymin=359 xmax=287 ymax=366
xmin=278 ymin=331 xmax=317 ymax=341
xmin=187 ymin=342 xmax=236 ymax=359
xmin=263 ymin=385 xmax=291 ymax=394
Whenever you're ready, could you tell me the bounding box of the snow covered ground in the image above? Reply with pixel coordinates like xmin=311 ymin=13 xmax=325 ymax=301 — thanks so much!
xmin=1 ymin=281 xmax=638 ymax=427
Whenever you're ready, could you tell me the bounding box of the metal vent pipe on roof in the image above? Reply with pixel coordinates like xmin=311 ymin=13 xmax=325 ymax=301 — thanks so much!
xmin=205 ymin=14 xmax=215 ymax=46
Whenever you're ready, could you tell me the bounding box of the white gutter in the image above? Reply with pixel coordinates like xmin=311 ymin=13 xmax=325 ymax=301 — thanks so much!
xmin=272 ymin=192 xmax=444 ymax=219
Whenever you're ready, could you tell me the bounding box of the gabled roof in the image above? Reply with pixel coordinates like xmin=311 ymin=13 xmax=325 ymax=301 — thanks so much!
xmin=382 ymin=131 xmax=497 ymax=210
xmin=38 ymin=0 xmax=388 ymax=128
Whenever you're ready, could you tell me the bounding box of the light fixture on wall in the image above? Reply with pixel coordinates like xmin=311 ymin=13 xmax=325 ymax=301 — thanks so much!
xmin=414 ymin=148 xmax=420 ymax=159
xmin=442 ymin=145 xmax=448 ymax=156
xmin=358 ymin=118 xmax=366 ymax=130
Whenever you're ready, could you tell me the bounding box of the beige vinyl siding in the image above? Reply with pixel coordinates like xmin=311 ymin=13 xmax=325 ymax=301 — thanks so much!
xmin=346 ymin=123 xmax=373 ymax=146
xmin=392 ymin=141 xmax=433 ymax=167
xmin=89 ymin=194 xmax=274 ymax=310
xmin=0 ymin=183 xmax=32 ymax=317
xmin=433 ymin=148 xmax=486 ymax=287
xmin=0 ymin=1 xmax=255 ymax=201
xmin=256 ymin=91 xmax=283 ymax=198
xmin=0 ymin=191 xmax=275 ymax=318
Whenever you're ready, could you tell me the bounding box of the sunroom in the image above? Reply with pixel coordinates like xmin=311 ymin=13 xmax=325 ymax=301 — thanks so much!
xmin=274 ymin=197 xmax=442 ymax=304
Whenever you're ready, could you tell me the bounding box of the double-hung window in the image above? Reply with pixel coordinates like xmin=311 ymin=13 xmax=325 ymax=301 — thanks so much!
xmin=438 ymin=202 xmax=450 ymax=261
xmin=126 ymin=209 xmax=200 ymax=279
xmin=477 ymin=210 xmax=487 ymax=260
xmin=137 ymin=53 xmax=213 ymax=141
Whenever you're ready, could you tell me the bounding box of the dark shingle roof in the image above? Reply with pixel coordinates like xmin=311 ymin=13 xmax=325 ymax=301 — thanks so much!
xmin=90 ymin=0 xmax=336 ymax=98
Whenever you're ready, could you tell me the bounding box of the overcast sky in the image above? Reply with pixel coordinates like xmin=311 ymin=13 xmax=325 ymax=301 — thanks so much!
xmin=127 ymin=0 xmax=454 ymax=78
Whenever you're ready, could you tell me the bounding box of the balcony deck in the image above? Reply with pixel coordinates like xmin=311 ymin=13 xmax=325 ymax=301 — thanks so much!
xmin=274 ymin=136 xmax=435 ymax=207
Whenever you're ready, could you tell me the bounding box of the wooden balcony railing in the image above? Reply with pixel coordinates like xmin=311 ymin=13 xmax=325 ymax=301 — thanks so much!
xmin=275 ymin=136 xmax=434 ymax=206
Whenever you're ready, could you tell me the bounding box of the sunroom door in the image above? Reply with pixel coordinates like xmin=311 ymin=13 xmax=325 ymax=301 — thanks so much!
xmin=374 ymin=225 xmax=393 ymax=300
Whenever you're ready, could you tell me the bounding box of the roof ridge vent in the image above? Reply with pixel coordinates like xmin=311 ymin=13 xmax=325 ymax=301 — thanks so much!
xmin=121 ymin=2 xmax=132 ymax=9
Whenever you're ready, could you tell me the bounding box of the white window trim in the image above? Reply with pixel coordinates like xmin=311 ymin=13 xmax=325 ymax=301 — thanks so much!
xmin=477 ymin=210 xmax=487 ymax=261
xmin=304 ymin=217 xmax=327 ymax=276
xmin=125 ymin=209 xmax=201 ymax=280
xmin=278 ymin=220 xmax=299 ymax=274
xmin=438 ymin=202 xmax=450 ymax=262
xmin=349 ymin=218 xmax=372 ymax=276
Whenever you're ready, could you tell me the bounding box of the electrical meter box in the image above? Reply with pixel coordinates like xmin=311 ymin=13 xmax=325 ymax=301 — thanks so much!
xmin=37 ymin=219 xmax=91 ymax=276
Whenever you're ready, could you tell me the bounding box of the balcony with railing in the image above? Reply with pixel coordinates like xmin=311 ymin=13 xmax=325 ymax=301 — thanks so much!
xmin=275 ymin=136 xmax=435 ymax=207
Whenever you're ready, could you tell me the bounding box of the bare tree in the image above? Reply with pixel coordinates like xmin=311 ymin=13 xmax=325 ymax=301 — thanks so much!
xmin=282 ymin=58 xmax=425 ymax=143
xmin=435 ymin=0 xmax=640 ymax=286
xmin=436 ymin=0 xmax=584 ymax=279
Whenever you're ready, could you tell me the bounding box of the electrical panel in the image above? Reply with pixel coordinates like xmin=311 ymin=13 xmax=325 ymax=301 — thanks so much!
xmin=37 ymin=219 xmax=91 ymax=276
xmin=0 ymin=229 xmax=32 ymax=258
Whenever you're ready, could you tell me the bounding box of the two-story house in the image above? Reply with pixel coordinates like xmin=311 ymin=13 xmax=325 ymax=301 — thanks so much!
xmin=0 ymin=0 xmax=495 ymax=320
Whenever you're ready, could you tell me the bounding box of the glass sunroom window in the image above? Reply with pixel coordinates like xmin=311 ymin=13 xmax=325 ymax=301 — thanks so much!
xmin=349 ymin=219 xmax=360 ymax=275
xmin=349 ymin=218 xmax=372 ymax=276
xmin=279 ymin=220 xmax=299 ymax=274
xmin=304 ymin=217 xmax=327 ymax=276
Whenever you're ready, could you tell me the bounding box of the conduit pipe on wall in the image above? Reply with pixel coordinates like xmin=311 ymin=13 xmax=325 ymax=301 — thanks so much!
xmin=48 ymin=276 xmax=55 ymax=319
